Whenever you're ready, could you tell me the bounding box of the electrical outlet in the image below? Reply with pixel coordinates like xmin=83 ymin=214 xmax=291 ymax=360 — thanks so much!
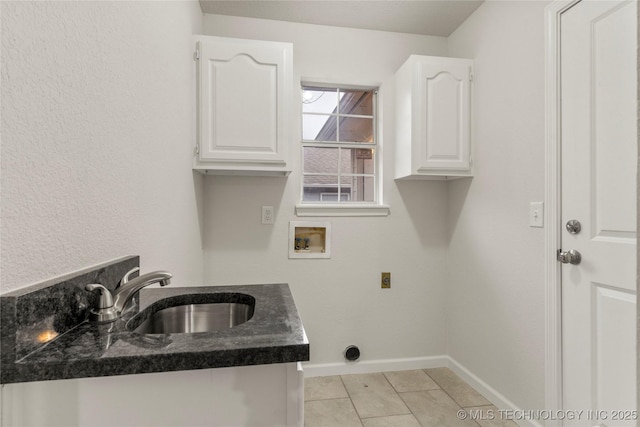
xmin=381 ymin=272 xmax=391 ymax=289
xmin=261 ymin=206 xmax=274 ymax=225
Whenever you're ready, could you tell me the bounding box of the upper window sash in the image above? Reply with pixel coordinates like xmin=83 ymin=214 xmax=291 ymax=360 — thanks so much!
xmin=302 ymin=86 xmax=377 ymax=145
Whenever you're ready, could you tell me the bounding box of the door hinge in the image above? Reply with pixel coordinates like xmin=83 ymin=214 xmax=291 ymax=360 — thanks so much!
xmin=195 ymin=144 xmax=200 ymax=155
xmin=469 ymin=69 xmax=473 ymax=82
xmin=193 ymin=48 xmax=200 ymax=61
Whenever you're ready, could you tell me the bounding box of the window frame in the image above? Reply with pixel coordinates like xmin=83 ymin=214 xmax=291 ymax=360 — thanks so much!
xmin=296 ymin=83 xmax=389 ymax=217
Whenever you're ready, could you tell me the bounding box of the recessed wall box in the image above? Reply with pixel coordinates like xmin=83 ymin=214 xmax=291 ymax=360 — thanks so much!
xmin=289 ymin=221 xmax=331 ymax=259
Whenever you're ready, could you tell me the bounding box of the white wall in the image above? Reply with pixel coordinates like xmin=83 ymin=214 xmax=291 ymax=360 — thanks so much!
xmin=1 ymin=1 xmax=204 ymax=292
xmin=446 ymin=1 xmax=549 ymax=411
xmin=202 ymin=15 xmax=450 ymax=367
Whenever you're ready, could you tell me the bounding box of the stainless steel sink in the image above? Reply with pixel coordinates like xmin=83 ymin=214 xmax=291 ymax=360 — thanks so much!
xmin=127 ymin=293 xmax=255 ymax=334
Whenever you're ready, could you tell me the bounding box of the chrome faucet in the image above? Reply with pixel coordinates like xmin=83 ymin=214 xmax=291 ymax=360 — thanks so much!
xmin=85 ymin=267 xmax=172 ymax=322
xmin=113 ymin=267 xmax=172 ymax=314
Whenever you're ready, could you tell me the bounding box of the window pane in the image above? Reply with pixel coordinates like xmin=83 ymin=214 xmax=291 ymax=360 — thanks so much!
xmin=304 ymin=147 xmax=338 ymax=174
xmin=300 ymin=85 xmax=377 ymax=205
xmin=341 ymin=176 xmax=375 ymax=202
xmin=302 ymin=88 xmax=338 ymax=114
xmin=339 ymin=117 xmax=373 ymax=143
xmin=303 ymin=175 xmax=338 ymax=202
xmin=340 ymin=148 xmax=374 ymax=174
xmin=339 ymin=90 xmax=373 ymax=116
xmin=303 ymin=114 xmax=337 ymax=141
xmin=320 ymin=191 xmax=350 ymax=202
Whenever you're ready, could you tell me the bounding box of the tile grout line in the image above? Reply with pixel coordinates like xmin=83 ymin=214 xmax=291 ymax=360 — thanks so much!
xmin=339 ymin=374 xmax=366 ymax=427
xmin=305 ymin=396 xmax=356 ymax=403
xmin=383 ymin=371 xmax=436 ymax=427
xmin=396 ymin=392 xmax=429 ymax=427
xmin=343 ymin=372 xmax=416 ymax=425
xmin=380 ymin=371 xmax=415 ymax=418
xmin=422 ymin=368 xmax=470 ymax=407
xmin=421 ymin=369 xmax=482 ymax=426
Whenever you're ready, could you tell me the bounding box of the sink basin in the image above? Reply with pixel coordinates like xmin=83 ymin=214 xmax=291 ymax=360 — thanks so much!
xmin=127 ymin=293 xmax=255 ymax=334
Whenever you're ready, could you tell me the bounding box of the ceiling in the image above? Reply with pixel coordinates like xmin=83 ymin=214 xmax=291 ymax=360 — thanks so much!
xmin=198 ymin=1 xmax=484 ymax=37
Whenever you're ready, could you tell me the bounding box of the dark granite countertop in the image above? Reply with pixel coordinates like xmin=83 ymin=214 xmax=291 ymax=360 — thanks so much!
xmin=2 ymin=277 xmax=309 ymax=383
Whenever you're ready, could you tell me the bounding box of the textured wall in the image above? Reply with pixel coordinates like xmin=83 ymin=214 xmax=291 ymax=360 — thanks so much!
xmin=1 ymin=1 xmax=204 ymax=293
xmin=446 ymin=0 xmax=549 ymax=412
xmin=201 ymin=14 xmax=451 ymax=367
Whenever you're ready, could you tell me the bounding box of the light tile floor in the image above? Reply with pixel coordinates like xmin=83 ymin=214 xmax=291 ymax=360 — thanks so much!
xmin=304 ymin=368 xmax=518 ymax=427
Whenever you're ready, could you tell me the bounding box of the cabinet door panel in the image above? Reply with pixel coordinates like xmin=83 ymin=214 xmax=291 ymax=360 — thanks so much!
xmin=211 ymin=55 xmax=277 ymax=152
xmin=419 ymin=60 xmax=471 ymax=171
xmin=197 ymin=38 xmax=291 ymax=170
xmin=394 ymin=55 xmax=472 ymax=180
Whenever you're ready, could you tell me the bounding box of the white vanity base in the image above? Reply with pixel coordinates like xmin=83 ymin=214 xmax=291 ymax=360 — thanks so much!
xmin=1 ymin=362 xmax=304 ymax=427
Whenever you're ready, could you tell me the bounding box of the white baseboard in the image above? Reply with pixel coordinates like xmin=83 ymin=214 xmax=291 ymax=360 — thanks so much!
xmin=303 ymin=355 xmax=541 ymax=427
xmin=445 ymin=357 xmax=543 ymax=427
xmin=303 ymin=355 xmax=448 ymax=378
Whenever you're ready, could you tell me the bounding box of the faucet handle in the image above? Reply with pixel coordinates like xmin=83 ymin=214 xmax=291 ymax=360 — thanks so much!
xmin=85 ymin=284 xmax=117 ymax=323
xmin=85 ymin=284 xmax=114 ymax=308
xmin=120 ymin=267 xmax=141 ymax=287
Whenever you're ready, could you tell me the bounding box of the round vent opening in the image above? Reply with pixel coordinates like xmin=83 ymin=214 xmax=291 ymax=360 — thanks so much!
xmin=344 ymin=345 xmax=360 ymax=361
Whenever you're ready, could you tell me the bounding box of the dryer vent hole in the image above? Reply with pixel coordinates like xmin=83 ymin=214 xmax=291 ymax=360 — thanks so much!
xmin=344 ymin=345 xmax=360 ymax=361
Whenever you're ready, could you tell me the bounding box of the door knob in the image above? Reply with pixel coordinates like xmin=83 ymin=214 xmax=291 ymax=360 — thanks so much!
xmin=557 ymin=249 xmax=581 ymax=265
xmin=566 ymin=220 xmax=582 ymax=234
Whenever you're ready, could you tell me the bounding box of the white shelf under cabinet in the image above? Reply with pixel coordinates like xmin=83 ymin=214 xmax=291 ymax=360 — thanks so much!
xmin=194 ymin=36 xmax=293 ymax=176
xmin=395 ymin=55 xmax=474 ymax=180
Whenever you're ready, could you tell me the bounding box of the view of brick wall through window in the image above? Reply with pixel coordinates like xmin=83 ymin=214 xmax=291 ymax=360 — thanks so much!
xmin=302 ymin=87 xmax=377 ymax=202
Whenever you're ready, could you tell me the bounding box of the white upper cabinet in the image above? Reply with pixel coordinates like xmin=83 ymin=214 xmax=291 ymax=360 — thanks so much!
xmin=395 ymin=55 xmax=473 ymax=180
xmin=194 ymin=36 xmax=293 ymax=176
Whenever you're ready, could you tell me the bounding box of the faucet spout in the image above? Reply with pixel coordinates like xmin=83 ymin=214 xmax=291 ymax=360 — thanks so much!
xmin=113 ymin=271 xmax=172 ymax=315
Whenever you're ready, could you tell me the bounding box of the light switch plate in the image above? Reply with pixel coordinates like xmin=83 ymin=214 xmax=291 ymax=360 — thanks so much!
xmin=529 ymin=202 xmax=544 ymax=227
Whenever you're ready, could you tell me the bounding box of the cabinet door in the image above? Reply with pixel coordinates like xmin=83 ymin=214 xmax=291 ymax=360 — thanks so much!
xmin=416 ymin=57 xmax=472 ymax=172
xmin=197 ymin=38 xmax=291 ymax=166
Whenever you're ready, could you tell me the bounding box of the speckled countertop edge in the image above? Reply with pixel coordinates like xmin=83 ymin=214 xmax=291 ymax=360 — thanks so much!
xmin=2 ymin=283 xmax=309 ymax=384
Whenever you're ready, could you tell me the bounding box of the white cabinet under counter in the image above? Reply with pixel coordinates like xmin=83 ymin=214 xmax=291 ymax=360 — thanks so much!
xmin=2 ymin=362 xmax=304 ymax=427
xmin=395 ymin=55 xmax=474 ymax=180
xmin=193 ymin=36 xmax=293 ymax=176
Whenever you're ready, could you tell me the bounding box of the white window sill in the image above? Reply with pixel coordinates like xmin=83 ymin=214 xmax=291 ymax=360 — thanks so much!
xmin=295 ymin=204 xmax=390 ymax=217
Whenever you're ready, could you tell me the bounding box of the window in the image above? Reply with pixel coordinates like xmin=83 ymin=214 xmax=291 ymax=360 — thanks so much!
xmin=301 ymin=85 xmax=378 ymax=204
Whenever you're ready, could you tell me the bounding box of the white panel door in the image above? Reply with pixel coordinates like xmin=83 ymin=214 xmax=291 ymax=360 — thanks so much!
xmin=560 ymin=1 xmax=637 ymax=425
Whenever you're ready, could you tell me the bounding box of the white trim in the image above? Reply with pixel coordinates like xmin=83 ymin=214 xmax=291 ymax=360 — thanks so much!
xmin=544 ymin=1 xmax=581 ymax=424
xmin=303 ymin=355 xmax=448 ymax=378
xmin=301 ymin=79 xmax=382 ymax=92
xmin=194 ymin=166 xmax=291 ymax=177
xmin=295 ymin=203 xmax=390 ymax=217
xmin=446 ymin=358 xmax=543 ymax=427
xmin=286 ymin=362 xmax=304 ymax=427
